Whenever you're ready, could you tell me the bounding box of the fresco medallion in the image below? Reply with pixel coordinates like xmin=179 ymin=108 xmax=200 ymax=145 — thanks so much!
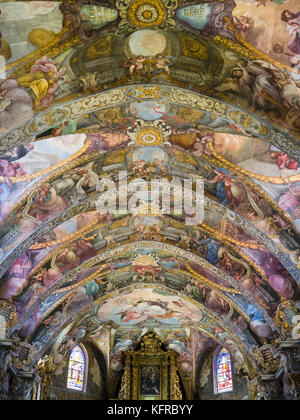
xmin=126 ymin=29 xmax=167 ymax=57
xmin=128 ymin=0 xmax=167 ymax=27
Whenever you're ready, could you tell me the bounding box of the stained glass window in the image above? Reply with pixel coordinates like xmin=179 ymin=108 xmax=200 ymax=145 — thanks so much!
xmin=216 ymin=347 xmax=233 ymax=394
xmin=67 ymin=345 xmax=87 ymax=392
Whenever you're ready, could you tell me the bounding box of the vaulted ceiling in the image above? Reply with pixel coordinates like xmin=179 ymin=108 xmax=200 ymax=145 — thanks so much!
xmin=0 ymin=0 xmax=300 ymax=382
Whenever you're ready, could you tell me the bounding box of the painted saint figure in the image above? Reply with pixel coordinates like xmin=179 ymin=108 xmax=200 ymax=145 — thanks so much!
xmin=270 ymin=151 xmax=299 ymax=170
xmin=232 ymin=16 xmax=253 ymax=32
xmin=0 ymin=32 xmax=11 ymax=61
xmin=279 ymin=183 xmax=300 ymax=223
xmin=141 ymin=366 xmax=160 ymax=395
xmin=281 ymin=10 xmax=300 ymax=55
xmin=0 ymin=79 xmax=33 ymax=133
xmin=16 ymin=56 xmax=67 ymax=110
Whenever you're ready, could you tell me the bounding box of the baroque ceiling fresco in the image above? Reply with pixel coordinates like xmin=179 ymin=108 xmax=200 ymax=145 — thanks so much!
xmin=0 ymin=0 xmax=300 ymax=400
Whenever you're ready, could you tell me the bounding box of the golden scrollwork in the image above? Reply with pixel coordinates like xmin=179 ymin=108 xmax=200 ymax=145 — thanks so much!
xmin=180 ymin=35 xmax=209 ymax=61
xmin=185 ymin=264 xmax=241 ymax=295
xmin=274 ymin=297 xmax=299 ymax=339
xmin=170 ymin=355 xmax=182 ymax=400
xmin=118 ymin=356 xmax=131 ymax=400
xmin=128 ymin=0 xmax=167 ymax=27
xmin=0 ymin=299 xmax=18 ymax=329
xmin=117 ymin=0 xmax=177 ymax=30
xmin=135 ymin=126 xmax=164 ymax=146
xmin=140 ymin=330 xmax=162 ymax=352
xmin=252 ymin=344 xmax=280 ymax=374
xmin=36 ymin=355 xmax=57 ymax=400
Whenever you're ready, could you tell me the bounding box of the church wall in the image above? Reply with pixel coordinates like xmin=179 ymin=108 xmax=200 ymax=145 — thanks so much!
xmin=49 ymin=342 xmax=105 ymax=400
xmin=197 ymin=348 xmax=250 ymax=400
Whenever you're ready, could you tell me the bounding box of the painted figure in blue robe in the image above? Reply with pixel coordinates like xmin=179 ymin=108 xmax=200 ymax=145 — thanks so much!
xmin=246 ymin=303 xmax=273 ymax=338
xmin=200 ymin=237 xmax=220 ymax=265
xmin=206 ymin=168 xmax=231 ymax=206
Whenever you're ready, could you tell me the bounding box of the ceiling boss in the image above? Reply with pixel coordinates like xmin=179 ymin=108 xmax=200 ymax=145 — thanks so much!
xmin=117 ymin=0 xmax=178 ymax=30
xmin=127 ymin=119 xmax=172 ymax=146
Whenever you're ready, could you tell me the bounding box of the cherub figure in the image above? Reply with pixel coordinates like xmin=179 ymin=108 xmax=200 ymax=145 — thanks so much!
xmin=153 ymin=158 xmax=168 ymax=175
xmin=129 ymin=160 xmax=147 ymax=176
xmin=193 ymin=135 xmax=215 ymax=157
xmin=151 ymin=224 xmax=161 ymax=240
xmin=124 ymin=56 xmax=146 ymax=76
xmin=155 ymin=54 xmax=171 ymax=75
xmin=135 ymin=223 xmax=145 ymax=238
xmin=233 ymin=16 xmax=253 ymax=32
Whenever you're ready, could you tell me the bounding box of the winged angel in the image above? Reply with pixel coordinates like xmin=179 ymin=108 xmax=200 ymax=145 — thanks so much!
xmin=215 ymin=59 xmax=300 ymax=125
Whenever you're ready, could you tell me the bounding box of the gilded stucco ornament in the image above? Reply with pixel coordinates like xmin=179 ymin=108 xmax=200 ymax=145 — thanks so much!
xmin=0 ymin=300 xmax=18 ymax=338
xmin=291 ymin=315 xmax=300 ymax=340
xmin=274 ymin=298 xmax=299 ymax=339
xmin=36 ymin=355 xmax=57 ymax=400
xmin=252 ymin=344 xmax=280 ymax=374
xmin=1 ymin=86 xmax=299 ymax=159
xmin=11 ymin=341 xmax=39 ymax=372
xmin=248 ymin=375 xmax=269 ymax=400
xmin=117 ymin=0 xmax=177 ymax=32
xmin=127 ymin=119 xmax=171 ymax=146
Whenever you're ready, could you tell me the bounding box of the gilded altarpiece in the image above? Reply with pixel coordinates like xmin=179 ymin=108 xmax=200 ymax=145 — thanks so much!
xmin=118 ymin=332 xmax=182 ymax=400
